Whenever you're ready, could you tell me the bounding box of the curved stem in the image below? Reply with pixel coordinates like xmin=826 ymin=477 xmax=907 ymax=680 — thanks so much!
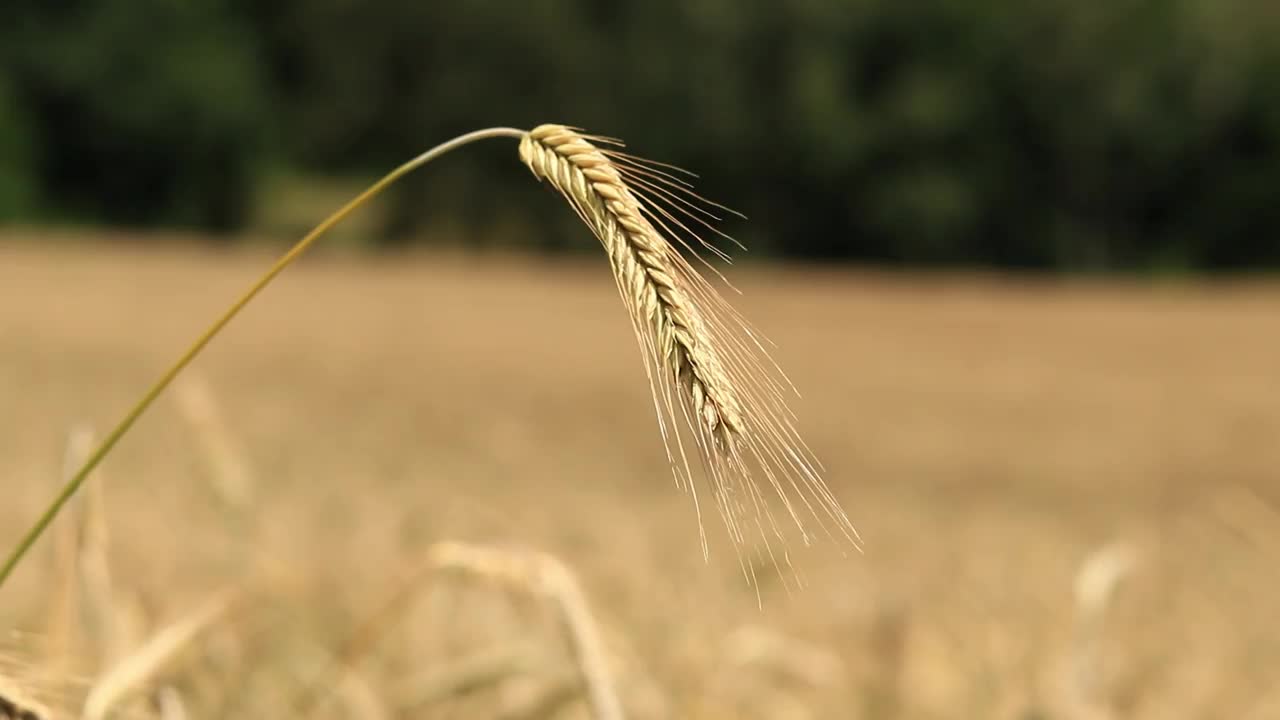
xmin=0 ymin=126 xmax=527 ymax=591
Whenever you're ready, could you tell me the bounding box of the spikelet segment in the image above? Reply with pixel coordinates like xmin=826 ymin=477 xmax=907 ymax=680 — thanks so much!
xmin=519 ymin=126 xmax=743 ymax=446
xmin=519 ymin=124 xmax=859 ymax=570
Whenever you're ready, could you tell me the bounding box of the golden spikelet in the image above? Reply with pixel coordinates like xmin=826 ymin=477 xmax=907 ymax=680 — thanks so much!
xmin=519 ymin=124 xmax=859 ymax=569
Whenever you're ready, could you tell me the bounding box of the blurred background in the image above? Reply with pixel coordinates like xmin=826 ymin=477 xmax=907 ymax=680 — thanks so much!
xmin=2 ymin=2 xmax=1280 ymax=719
xmin=3 ymin=0 xmax=1279 ymax=268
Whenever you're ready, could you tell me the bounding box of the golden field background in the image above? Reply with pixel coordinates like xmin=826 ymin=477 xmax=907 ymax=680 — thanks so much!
xmin=1 ymin=235 xmax=1278 ymax=719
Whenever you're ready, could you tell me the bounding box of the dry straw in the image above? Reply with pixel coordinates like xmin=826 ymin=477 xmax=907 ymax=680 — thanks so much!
xmin=305 ymin=541 xmax=623 ymax=720
xmin=83 ymin=590 xmax=239 ymax=720
xmin=0 ymin=674 xmax=49 ymax=720
xmin=1 ymin=123 xmax=858 ymax=592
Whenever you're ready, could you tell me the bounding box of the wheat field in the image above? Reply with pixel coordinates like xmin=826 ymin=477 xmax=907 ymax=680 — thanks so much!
xmin=1 ymin=235 xmax=1278 ymax=719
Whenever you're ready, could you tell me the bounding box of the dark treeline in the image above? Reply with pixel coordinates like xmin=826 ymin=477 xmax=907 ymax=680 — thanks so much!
xmin=3 ymin=0 xmax=1279 ymax=269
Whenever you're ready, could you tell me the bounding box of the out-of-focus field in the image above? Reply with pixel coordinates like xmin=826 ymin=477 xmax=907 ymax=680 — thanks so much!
xmin=1 ymin=234 xmax=1278 ymax=719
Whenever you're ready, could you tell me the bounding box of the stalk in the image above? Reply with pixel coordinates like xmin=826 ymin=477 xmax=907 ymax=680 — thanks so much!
xmin=0 ymin=127 xmax=526 ymax=590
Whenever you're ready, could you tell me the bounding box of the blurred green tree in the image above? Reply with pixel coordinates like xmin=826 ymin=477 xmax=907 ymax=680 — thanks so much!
xmin=0 ymin=74 xmax=37 ymax=219
xmin=4 ymin=0 xmax=266 ymax=231
xmin=2 ymin=0 xmax=1278 ymax=268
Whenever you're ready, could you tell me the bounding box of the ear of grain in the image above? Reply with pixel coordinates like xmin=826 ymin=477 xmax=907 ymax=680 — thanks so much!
xmin=308 ymin=541 xmax=624 ymax=720
xmin=518 ymin=125 xmax=859 ymax=570
xmin=1065 ymin=541 xmax=1141 ymax=718
xmin=174 ymin=375 xmax=256 ymax=511
xmin=154 ymin=686 xmax=189 ymax=720
xmin=83 ymin=590 xmax=238 ymax=720
xmin=427 ymin=542 xmax=626 ymax=720
xmin=44 ymin=426 xmax=96 ymax=674
xmin=76 ymin=428 xmax=126 ymax=671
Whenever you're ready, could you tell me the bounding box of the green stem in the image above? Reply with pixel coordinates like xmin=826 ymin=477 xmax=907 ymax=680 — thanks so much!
xmin=0 ymin=126 xmax=527 ymax=591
